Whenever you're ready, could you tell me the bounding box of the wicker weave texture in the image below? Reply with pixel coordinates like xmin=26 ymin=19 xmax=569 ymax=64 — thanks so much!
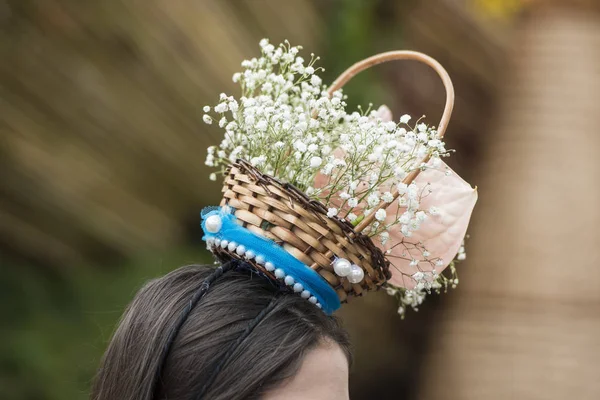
xmin=219 ymin=162 xmax=389 ymax=302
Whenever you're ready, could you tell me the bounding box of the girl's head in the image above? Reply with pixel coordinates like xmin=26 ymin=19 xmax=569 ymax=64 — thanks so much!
xmin=91 ymin=263 xmax=351 ymax=400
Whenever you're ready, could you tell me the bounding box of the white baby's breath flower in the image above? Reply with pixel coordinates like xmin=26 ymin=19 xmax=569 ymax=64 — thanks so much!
xmin=394 ymin=167 xmax=408 ymax=180
xmin=407 ymin=184 xmax=419 ymax=199
xmin=367 ymin=193 xmax=380 ymax=208
xmin=256 ymin=120 xmax=268 ymax=132
xmin=380 ymin=231 xmax=390 ymax=245
xmin=401 ymin=225 xmax=412 ymax=237
xmin=396 ymin=183 xmax=408 ymax=195
xmin=214 ymin=103 xmax=228 ymax=113
xmin=327 ymin=208 xmax=338 ymax=218
xmin=225 ymin=122 xmax=237 ymax=132
xmin=263 ymin=43 xmax=275 ymax=54
xmin=382 ymin=192 xmax=394 ymax=203
xmin=209 ymin=173 xmax=217 ymax=181
xmin=203 ymin=115 xmax=213 ymax=124
xmin=203 ymin=106 xmax=211 ymax=112
xmin=412 ymin=271 xmax=425 ymax=281
xmin=294 ymin=140 xmax=307 ymax=153
xmin=332 ymin=159 xmax=346 ymax=168
xmin=375 ymin=209 xmax=387 ymax=221
xmin=347 ymin=198 xmax=358 ymax=208
xmin=428 ymin=139 xmax=441 ymax=148
xmin=399 ymin=114 xmax=411 ymax=124
xmin=261 ymin=82 xmax=273 ymax=93
xmin=322 ymin=163 xmax=334 ymax=176
xmin=309 ymin=156 xmax=322 ymax=168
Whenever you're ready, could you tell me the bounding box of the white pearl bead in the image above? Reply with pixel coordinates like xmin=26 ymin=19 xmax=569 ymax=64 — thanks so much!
xmin=300 ymin=290 xmax=311 ymax=299
xmin=264 ymin=261 xmax=274 ymax=271
xmin=293 ymin=283 xmax=303 ymax=293
xmin=284 ymin=275 xmax=295 ymax=286
xmin=274 ymin=268 xmax=285 ymax=279
xmin=220 ymin=240 xmax=229 ymax=248
xmin=316 ymin=303 xmax=322 ymax=309
xmin=214 ymin=238 xmax=221 ymax=246
xmin=347 ymin=264 xmax=365 ymax=284
xmin=227 ymin=242 xmax=237 ymax=252
xmin=205 ymin=215 xmax=222 ymax=233
xmin=255 ymin=255 xmax=265 ymax=265
xmin=236 ymin=245 xmax=246 ymax=256
xmin=206 ymin=238 xmax=214 ymax=246
xmin=333 ymin=258 xmax=352 ymax=277
xmin=245 ymin=250 xmax=255 ymax=259
xmin=308 ymin=296 xmax=318 ymax=304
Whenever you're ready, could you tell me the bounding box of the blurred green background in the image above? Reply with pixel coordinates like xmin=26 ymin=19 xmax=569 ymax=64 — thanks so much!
xmin=2 ymin=0 xmax=600 ymax=399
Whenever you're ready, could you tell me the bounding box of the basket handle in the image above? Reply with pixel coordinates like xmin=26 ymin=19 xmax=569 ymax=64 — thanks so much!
xmin=326 ymin=51 xmax=455 ymax=234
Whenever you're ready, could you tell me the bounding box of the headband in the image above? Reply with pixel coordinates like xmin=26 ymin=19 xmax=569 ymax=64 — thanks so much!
xmin=151 ymin=260 xmax=278 ymax=399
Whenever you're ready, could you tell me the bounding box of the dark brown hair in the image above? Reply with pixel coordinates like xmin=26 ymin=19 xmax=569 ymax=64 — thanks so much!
xmin=91 ymin=263 xmax=351 ymax=400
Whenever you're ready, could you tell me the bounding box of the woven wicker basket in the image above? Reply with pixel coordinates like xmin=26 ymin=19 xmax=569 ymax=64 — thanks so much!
xmin=217 ymin=51 xmax=454 ymax=303
xmin=219 ymin=160 xmax=390 ymax=302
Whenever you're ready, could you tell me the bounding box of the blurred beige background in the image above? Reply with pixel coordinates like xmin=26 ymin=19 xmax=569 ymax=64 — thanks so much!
xmin=1 ymin=0 xmax=599 ymax=399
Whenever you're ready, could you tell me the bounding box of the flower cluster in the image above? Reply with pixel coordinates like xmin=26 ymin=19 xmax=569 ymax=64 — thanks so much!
xmin=313 ymin=109 xmax=447 ymax=230
xmin=204 ymin=39 xmax=344 ymax=188
xmin=203 ymin=39 xmax=476 ymax=316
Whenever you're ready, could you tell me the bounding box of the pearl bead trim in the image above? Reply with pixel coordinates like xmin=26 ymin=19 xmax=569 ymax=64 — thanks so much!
xmin=332 ymin=257 xmax=364 ymax=284
xmin=208 ymin=237 xmax=323 ymax=309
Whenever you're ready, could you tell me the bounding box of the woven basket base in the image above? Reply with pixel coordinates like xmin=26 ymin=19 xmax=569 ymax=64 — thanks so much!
xmin=218 ymin=160 xmax=390 ymax=302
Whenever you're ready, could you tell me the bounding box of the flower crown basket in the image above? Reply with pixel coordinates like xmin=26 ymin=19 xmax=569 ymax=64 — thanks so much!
xmin=214 ymin=51 xmax=455 ymax=303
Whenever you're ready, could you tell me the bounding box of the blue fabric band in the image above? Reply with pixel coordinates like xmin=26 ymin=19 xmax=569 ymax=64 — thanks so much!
xmin=201 ymin=206 xmax=341 ymax=314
